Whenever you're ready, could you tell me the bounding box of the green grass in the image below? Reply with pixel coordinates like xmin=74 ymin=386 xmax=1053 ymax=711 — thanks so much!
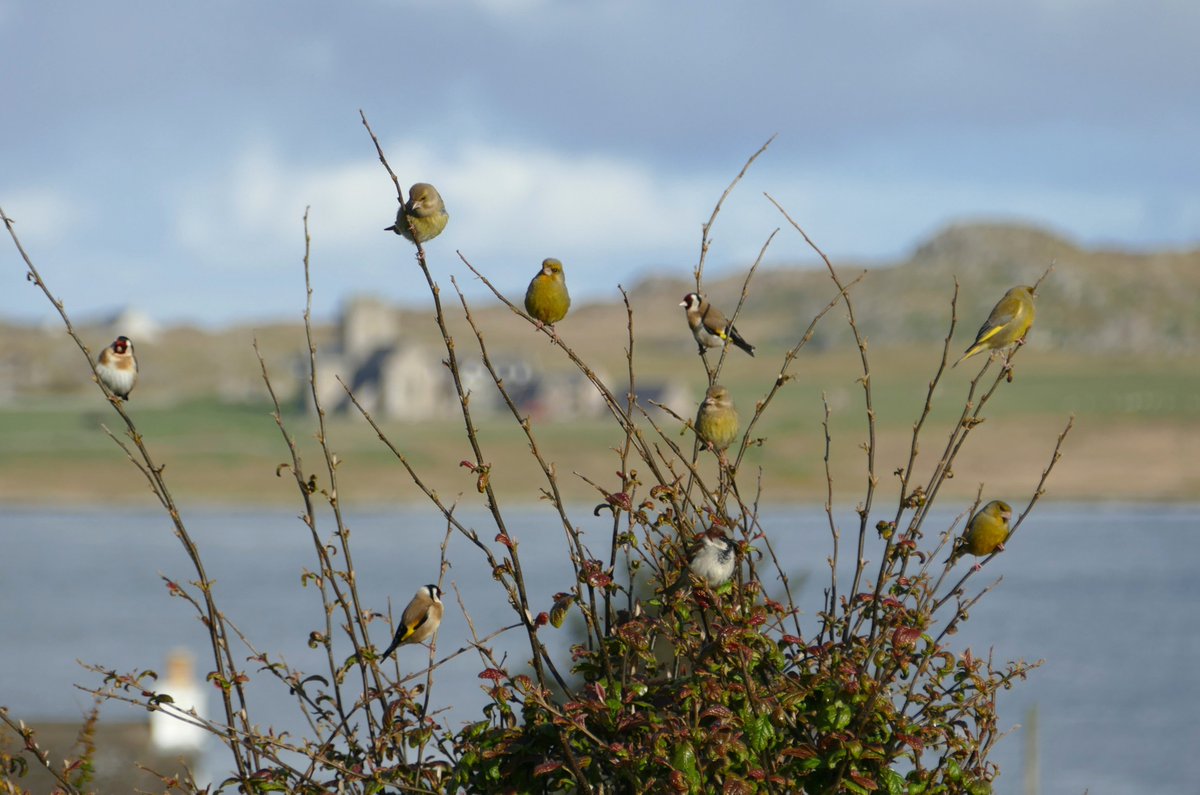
xmin=1 ymin=350 xmax=1196 ymax=504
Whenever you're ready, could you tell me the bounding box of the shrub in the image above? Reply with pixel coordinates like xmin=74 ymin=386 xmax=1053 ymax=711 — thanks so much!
xmin=0 ymin=128 xmax=1069 ymax=794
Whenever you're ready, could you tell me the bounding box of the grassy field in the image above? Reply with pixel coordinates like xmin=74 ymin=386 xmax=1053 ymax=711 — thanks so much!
xmin=2 ymin=348 xmax=1196 ymax=507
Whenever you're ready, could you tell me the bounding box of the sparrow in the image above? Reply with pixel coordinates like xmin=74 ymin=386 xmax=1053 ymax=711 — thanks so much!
xmin=386 ymin=183 xmax=449 ymax=244
xmin=695 ymin=384 xmax=739 ymax=453
xmin=679 ymin=292 xmax=755 ymax=356
xmin=96 ymin=335 xmax=138 ymax=400
xmin=524 ymin=258 xmax=571 ymax=328
xmin=379 ymin=584 xmax=444 ymax=657
xmin=662 ymin=527 xmax=737 ymax=597
xmin=947 ymin=500 xmax=1013 ymax=566
xmin=955 ymin=286 xmax=1036 ymax=367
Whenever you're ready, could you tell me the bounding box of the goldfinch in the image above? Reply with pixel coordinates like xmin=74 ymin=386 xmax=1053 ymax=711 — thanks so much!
xmin=955 ymin=286 xmax=1036 ymax=367
xmin=380 ymin=584 xmax=444 ymax=657
xmin=96 ymin=336 xmax=138 ymax=400
xmin=679 ymin=292 xmax=755 ymax=356
xmin=695 ymin=384 xmax=739 ymax=453
xmin=663 ymin=527 xmax=737 ymax=597
xmin=947 ymin=500 xmax=1013 ymax=565
xmin=524 ymin=258 xmax=571 ymax=327
xmin=386 ymin=183 xmax=449 ymax=244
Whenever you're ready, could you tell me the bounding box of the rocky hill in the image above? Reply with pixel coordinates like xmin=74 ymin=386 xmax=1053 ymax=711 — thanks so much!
xmin=2 ymin=221 xmax=1197 ymax=405
xmin=631 ymin=221 xmax=1200 ymax=358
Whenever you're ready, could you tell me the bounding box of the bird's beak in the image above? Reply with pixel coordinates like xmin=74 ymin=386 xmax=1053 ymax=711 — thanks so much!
xmin=679 ymin=299 xmax=688 ymax=307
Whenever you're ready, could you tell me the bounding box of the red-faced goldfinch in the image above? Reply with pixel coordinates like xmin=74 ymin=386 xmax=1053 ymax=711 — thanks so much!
xmin=380 ymin=584 xmax=444 ymax=657
xmin=96 ymin=335 xmax=138 ymax=400
xmin=663 ymin=527 xmax=737 ymax=597
xmin=680 ymin=292 xmax=755 ymax=357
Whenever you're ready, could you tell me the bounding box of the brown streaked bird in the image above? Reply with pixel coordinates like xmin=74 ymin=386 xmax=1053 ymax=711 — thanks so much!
xmin=385 ymin=182 xmax=449 ymax=244
xmin=679 ymin=292 xmax=755 ymax=356
xmin=662 ymin=527 xmax=737 ymax=598
xmin=954 ymin=285 xmax=1036 ymax=367
xmin=947 ymin=500 xmax=1013 ymax=568
xmin=379 ymin=584 xmax=444 ymax=657
xmin=96 ymin=335 xmax=138 ymax=400
xmin=695 ymin=384 xmax=739 ymax=453
xmin=524 ymin=258 xmax=571 ymax=328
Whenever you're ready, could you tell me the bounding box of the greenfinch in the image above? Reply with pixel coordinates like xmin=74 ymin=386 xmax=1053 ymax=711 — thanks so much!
xmin=379 ymin=585 xmax=444 ymax=657
xmin=680 ymin=292 xmax=755 ymax=357
xmin=954 ymin=285 xmax=1036 ymax=366
xmin=386 ymin=182 xmax=448 ymax=244
xmin=695 ymin=384 xmax=739 ymax=453
xmin=524 ymin=258 xmax=571 ymax=327
xmin=947 ymin=500 xmax=1012 ymax=564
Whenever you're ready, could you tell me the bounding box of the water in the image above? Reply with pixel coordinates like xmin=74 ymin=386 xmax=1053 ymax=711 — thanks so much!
xmin=1 ymin=502 xmax=1197 ymax=793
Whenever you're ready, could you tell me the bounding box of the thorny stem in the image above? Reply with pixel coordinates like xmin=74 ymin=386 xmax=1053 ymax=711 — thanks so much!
xmin=695 ymin=133 xmax=776 ymax=288
xmin=768 ymin=197 xmax=879 ymax=643
xmin=1 ymin=206 xmax=258 ymax=783
xmin=360 ymin=115 xmax=553 ymax=694
xmin=819 ymin=394 xmax=840 ymax=646
xmin=448 ymin=277 xmax=607 ymax=666
xmin=0 ymin=707 xmax=86 ymax=795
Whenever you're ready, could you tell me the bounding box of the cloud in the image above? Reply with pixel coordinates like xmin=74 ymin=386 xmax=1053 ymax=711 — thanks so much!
xmin=0 ymin=187 xmax=84 ymax=245
xmin=172 ymin=142 xmax=388 ymax=268
xmin=169 ymin=137 xmax=726 ymax=291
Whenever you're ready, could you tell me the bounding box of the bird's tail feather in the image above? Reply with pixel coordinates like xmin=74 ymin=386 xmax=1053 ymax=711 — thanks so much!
xmin=729 ymin=328 xmax=756 ymax=357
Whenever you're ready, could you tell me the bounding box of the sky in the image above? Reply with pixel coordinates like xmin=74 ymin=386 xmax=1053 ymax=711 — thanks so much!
xmin=2 ymin=1 xmax=1196 ymax=327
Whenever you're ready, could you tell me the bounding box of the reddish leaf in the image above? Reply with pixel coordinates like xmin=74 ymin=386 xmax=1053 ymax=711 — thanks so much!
xmin=532 ymin=760 xmax=563 ymax=777
xmin=606 ymin=491 xmax=632 ymax=511
xmin=893 ymin=627 xmax=921 ymax=648
xmin=848 ymin=771 xmax=878 ymax=791
xmin=700 ymin=705 xmax=735 ymax=722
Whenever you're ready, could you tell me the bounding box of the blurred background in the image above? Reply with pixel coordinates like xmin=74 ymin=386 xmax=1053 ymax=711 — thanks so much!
xmin=1 ymin=2 xmax=1197 ymax=793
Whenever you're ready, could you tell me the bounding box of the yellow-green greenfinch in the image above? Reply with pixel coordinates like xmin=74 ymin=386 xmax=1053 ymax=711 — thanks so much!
xmin=947 ymin=500 xmax=1012 ymax=565
xmin=954 ymin=285 xmax=1036 ymax=367
xmin=386 ymin=183 xmax=448 ymax=244
xmin=379 ymin=585 xmax=444 ymax=657
xmin=695 ymin=384 xmax=739 ymax=453
xmin=680 ymin=292 xmax=755 ymax=356
xmin=524 ymin=258 xmax=571 ymax=328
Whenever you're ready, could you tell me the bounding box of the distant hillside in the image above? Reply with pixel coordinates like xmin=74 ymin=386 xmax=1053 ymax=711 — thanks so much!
xmin=627 ymin=221 xmax=1200 ymax=357
xmin=2 ymin=221 xmax=1197 ymax=405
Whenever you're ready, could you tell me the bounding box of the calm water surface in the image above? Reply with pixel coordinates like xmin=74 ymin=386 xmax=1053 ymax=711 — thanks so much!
xmin=1 ymin=502 xmax=1197 ymax=794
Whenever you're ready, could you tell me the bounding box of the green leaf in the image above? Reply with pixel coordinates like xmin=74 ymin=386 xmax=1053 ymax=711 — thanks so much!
xmin=743 ymin=712 xmax=775 ymax=754
xmin=670 ymin=742 xmax=702 ymax=792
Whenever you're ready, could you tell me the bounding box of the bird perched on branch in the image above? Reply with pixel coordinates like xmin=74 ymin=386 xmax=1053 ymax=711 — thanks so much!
xmin=662 ymin=527 xmax=737 ymax=598
xmin=379 ymin=584 xmax=444 ymax=658
xmin=386 ymin=183 xmax=448 ymax=244
xmin=679 ymin=292 xmax=755 ymax=357
xmin=96 ymin=335 xmax=138 ymax=400
xmin=695 ymin=384 xmax=739 ymax=454
xmin=524 ymin=258 xmax=571 ymax=328
xmin=947 ymin=500 xmax=1013 ymax=567
xmin=955 ymin=285 xmax=1036 ymax=367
